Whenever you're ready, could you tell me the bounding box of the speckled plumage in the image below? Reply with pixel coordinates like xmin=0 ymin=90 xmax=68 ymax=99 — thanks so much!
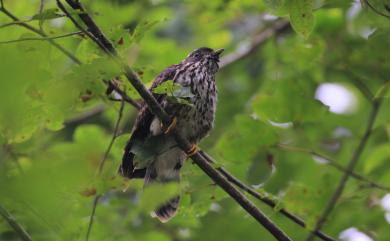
xmin=119 ymin=47 xmax=222 ymax=222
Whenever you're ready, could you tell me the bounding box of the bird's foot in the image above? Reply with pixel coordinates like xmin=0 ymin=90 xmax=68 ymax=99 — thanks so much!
xmin=162 ymin=117 xmax=177 ymax=134
xmin=186 ymin=144 xmax=199 ymax=157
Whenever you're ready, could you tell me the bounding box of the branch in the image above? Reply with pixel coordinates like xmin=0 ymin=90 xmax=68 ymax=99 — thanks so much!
xmin=219 ymin=20 xmax=290 ymax=69
xmin=0 ymin=204 xmax=33 ymax=241
xmin=86 ymin=99 xmax=125 ymax=241
xmin=362 ymin=0 xmax=390 ymax=19
xmin=64 ymin=104 xmax=106 ymax=125
xmin=277 ymin=144 xmax=390 ymax=192
xmin=305 ymin=84 xmax=389 ymax=241
xmin=0 ymin=31 xmax=82 ymax=44
xmin=199 ymin=151 xmax=336 ymax=241
xmin=0 ymin=4 xmax=81 ymax=64
xmin=61 ymin=1 xmax=292 ymax=240
xmin=0 ymin=2 xmax=140 ymax=110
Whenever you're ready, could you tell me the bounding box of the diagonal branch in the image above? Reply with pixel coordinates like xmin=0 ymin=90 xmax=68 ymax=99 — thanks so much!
xmin=277 ymin=144 xmax=390 ymax=192
xmin=219 ymin=20 xmax=290 ymax=69
xmin=305 ymin=84 xmax=389 ymax=241
xmin=0 ymin=204 xmax=33 ymax=241
xmin=199 ymin=151 xmax=336 ymax=241
xmin=61 ymin=1 xmax=292 ymax=240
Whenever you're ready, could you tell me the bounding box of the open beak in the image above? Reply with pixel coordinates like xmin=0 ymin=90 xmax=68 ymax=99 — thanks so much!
xmin=213 ymin=48 xmax=224 ymax=57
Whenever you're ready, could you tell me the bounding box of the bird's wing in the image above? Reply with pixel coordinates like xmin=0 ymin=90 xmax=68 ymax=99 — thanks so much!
xmin=119 ymin=64 xmax=179 ymax=178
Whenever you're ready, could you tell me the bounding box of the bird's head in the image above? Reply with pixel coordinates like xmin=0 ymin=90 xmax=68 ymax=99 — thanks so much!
xmin=183 ymin=47 xmax=224 ymax=71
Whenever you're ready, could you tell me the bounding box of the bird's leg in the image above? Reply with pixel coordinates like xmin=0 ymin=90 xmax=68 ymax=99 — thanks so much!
xmin=161 ymin=117 xmax=177 ymax=134
xmin=186 ymin=144 xmax=199 ymax=157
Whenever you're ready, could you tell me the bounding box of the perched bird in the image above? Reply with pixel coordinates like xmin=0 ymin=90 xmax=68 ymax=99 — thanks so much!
xmin=119 ymin=47 xmax=223 ymax=222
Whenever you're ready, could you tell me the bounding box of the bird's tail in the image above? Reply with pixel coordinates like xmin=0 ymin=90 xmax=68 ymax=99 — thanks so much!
xmin=144 ymin=163 xmax=181 ymax=223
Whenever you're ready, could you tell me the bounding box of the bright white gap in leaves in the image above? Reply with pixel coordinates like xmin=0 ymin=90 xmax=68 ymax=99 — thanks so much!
xmin=339 ymin=227 xmax=373 ymax=241
xmin=315 ymin=83 xmax=357 ymax=114
xmin=381 ymin=193 xmax=390 ymax=224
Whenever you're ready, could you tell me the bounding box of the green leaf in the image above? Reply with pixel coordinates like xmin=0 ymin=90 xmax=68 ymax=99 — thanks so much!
xmin=364 ymin=144 xmax=390 ymax=174
xmin=288 ymin=0 xmax=315 ymax=38
xmin=132 ymin=20 xmax=162 ymax=43
xmin=31 ymin=8 xmax=62 ymax=21
xmin=152 ymin=80 xmax=181 ymax=95
xmin=264 ymin=0 xmax=289 ymax=16
xmin=140 ymin=183 xmax=180 ymax=212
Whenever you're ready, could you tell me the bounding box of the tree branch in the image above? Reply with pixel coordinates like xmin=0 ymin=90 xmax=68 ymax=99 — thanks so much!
xmin=61 ymin=1 xmax=292 ymax=240
xmin=0 ymin=31 xmax=82 ymax=44
xmin=305 ymin=84 xmax=389 ymax=241
xmin=277 ymin=144 xmax=390 ymax=192
xmin=0 ymin=204 xmax=33 ymax=241
xmin=219 ymin=20 xmax=290 ymax=69
xmin=199 ymin=151 xmax=336 ymax=241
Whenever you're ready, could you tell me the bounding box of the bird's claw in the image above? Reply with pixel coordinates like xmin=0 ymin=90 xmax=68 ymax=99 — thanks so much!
xmin=186 ymin=144 xmax=198 ymax=157
xmin=162 ymin=117 xmax=177 ymax=134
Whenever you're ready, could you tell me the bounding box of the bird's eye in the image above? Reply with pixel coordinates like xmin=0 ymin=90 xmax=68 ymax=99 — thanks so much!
xmin=193 ymin=53 xmax=200 ymax=58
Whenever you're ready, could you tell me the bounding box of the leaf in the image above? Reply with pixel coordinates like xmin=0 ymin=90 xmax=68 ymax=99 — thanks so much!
xmin=364 ymin=144 xmax=390 ymax=174
xmin=31 ymin=8 xmax=62 ymax=21
xmin=139 ymin=183 xmax=180 ymax=212
xmin=132 ymin=20 xmax=162 ymax=43
xmin=264 ymin=0 xmax=289 ymax=16
xmin=288 ymin=0 xmax=315 ymax=38
xmin=153 ymin=80 xmax=181 ymax=95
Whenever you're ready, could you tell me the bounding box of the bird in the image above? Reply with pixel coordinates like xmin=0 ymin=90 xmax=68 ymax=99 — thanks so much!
xmin=119 ymin=47 xmax=223 ymax=222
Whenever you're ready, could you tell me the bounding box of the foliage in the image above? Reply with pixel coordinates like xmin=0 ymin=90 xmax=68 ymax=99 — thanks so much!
xmin=0 ymin=0 xmax=390 ymax=241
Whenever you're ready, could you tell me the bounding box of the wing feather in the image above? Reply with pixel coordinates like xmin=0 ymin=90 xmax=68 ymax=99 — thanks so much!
xmin=119 ymin=65 xmax=179 ymax=178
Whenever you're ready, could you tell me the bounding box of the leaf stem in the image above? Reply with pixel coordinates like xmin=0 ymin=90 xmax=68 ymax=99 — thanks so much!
xmin=0 ymin=204 xmax=33 ymax=241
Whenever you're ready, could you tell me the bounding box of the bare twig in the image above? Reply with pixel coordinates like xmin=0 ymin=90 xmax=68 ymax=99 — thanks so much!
xmin=85 ymin=99 xmax=125 ymax=241
xmin=199 ymin=151 xmax=336 ymax=241
xmin=0 ymin=204 xmax=33 ymax=241
xmin=106 ymin=80 xmax=142 ymax=110
xmin=277 ymin=144 xmax=390 ymax=192
xmin=62 ymin=1 xmax=292 ymax=240
xmin=362 ymin=0 xmax=390 ymax=19
xmin=0 ymin=3 xmax=80 ymax=64
xmin=38 ymin=0 xmax=45 ymax=31
xmin=64 ymin=104 xmax=106 ymax=125
xmin=85 ymin=195 xmax=100 ymax=241
xmin=0 ymin=31 xmax=82 ymax=44
xmin=219 ymin=20 xmax=290 ymax=69
xmin=305 ymin=84 xmax=389 ymax=241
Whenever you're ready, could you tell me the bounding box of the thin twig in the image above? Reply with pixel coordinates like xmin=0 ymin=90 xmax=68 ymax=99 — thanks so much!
xmin=106 ymin=80 xmax=142 ymax=110
xmin=0 ymin=4 xmax=81 ymax=64
xmin=85 ymin=195 xmax=100 ymax=241
xmin=64 ymin=104 xmax=106 ymax=125
xmin=85 ymin=99 xmax=125 ymax=241
xmin=305 ymin=84 xmax=389 ymax=241
xmin=62 ymin=1 xmax=293 ymax=239
xmin=199 ymin=151 xmax=336 ymax=241
xmin=0 ymin=204 xmax=33 ymax=241
xmin=0 ymin=2 xmax=139 ymax=110
xmin=362 ymin=0 xmax=390 ymax=19
xmin=38 ymin=0 xmax=45 ymax=31
xmin=219 ymin=20 xmax=290 ymax=69
xmin=277 ymin=144 xmax=390 ymax=192
xmin=0 ymin=31 xmax=82 ymax=44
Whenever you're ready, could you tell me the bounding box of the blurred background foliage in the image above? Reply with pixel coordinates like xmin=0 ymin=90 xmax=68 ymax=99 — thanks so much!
xmin=0 ymin=0 xmax=390 ymax=241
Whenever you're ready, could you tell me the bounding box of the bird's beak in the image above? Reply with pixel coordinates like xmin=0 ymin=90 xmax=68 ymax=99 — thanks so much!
xmin=213 ymin=48 xmax=224 ymax=57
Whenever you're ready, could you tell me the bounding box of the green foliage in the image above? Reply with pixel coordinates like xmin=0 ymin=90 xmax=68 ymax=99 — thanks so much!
xmin=1 ymin=0 xmax=390 ymax=241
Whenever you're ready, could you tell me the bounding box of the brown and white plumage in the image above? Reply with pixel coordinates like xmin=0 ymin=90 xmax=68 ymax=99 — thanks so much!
xmin=119 ymin=47 xmax=223 ymax=222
